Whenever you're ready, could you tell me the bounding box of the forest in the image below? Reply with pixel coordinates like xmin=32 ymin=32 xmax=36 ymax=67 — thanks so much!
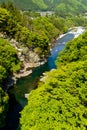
xmin=0 ymin=1 xmax=87 ymax=130
xmin=0 ymin=2 xmax=65 ymax=129
xmin=20 ymin=31 xmax=87 ymax=130
xmin=0 ymin=0 xmax=87 ymax=16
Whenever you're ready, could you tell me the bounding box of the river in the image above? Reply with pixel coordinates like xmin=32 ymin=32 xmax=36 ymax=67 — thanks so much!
xmin=3 ymin=27 xmax=85 ymax=130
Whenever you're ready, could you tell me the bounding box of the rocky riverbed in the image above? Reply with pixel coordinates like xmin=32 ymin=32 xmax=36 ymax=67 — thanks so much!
xmin=0 ymin=33 xmax=47 ymax=85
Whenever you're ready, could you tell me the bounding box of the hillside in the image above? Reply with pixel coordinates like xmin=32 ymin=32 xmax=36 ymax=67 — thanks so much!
xmin=0 ymin=0 xmax=87 ymax=15
xmin=0 ymin=5 xmax=64 ymax=128
xmin=0 ymin=2 xmax=87 ymax=129
xmin=20 ymin=31 xmax=87 ymax=130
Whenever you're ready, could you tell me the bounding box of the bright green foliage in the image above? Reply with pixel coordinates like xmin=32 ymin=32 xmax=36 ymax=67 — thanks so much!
xmin=33 ymin=17 xmax=59 ymax=42
xmin=32 ymin=0 xmax=47 ymax=10
xmin=55 ymin=0 xmax=87 ymax=16
xmin=20 ymin=31 xmax=87 ymax=129
xmin=0 ymin=7 xmax=17 ymax=36
xmin=0 ymin=4 xmax=86 ymax=61
xmin=56 ymin=31 xmax=87 ymax=66
xmin=0 ymin=7 xmax=10 ymax=31
xmin=0 ymin=1 xmax=23 ymax=23
xmin=0 ymin=36 xmax=20 ymax=127
xmin=0 ymin=38 xmax=21 ymax=82
xmin=0 ymin=0 xmax=87 ymax=15
xmin=0 ymin=87 xmax=9 ymax=128
xmin=0 ymin=66 xmax=6 ymax=82
xmin=0 ymin=5 xmax=60 ymax=58
xmin=0 ymin=0 xmax=47 ymax=11
xmin=29 ymin=32 xmax=50 ymax=58
xmin=49 ymin=16 xmax=68 ymax=33
xmin=14 ymin=24 xmax=50 ymax=58
xmin=20 ymin=61 xmax=87 ymax=130
xmin=15 ymin=26 xmax=30 ymax=43
xmin=0 ymin=4 xmax=23 ymax=36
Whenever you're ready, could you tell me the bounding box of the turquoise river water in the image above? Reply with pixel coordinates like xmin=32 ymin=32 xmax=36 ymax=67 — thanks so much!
xmin=3 ymin=27 xmax=84 ymax=130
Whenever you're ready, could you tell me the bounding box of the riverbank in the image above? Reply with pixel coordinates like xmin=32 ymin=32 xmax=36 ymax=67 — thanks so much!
xmin=68 ymin=26 xmax=85 ymax=38
xmin=1 ymin=26 xmax=85 ymax=90
xmin=3 ymin=26 xmax=85 ymax=130
xmin=57 ymin=26 xmax=85 ymax=40
xmin=15 ymin=26 xmax=85 ymax=79
xmin=0 ymin=33 xmax=48 ymax=89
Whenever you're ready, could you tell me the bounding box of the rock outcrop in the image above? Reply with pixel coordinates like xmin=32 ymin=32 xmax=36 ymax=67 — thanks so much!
xmin=0 ymin=33 xmax=47 ymax=91
xmin=9 ymin=38 xmax=47 ymax=79
xmin=0 ymin=33 xmax=46 ymax=80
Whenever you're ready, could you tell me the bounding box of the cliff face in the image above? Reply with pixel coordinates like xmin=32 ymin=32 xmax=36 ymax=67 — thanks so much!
xmin=10 ymin=38 xmax=41 ymax=78
xmin=0 ymin=33 xmax=46 ymax=83
xmin=15 ymin=44 xmax=46 ymax=76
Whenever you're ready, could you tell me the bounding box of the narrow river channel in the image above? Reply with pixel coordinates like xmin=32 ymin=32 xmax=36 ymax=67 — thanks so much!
xmin=3 ymin=27 xmax=85 ymax=130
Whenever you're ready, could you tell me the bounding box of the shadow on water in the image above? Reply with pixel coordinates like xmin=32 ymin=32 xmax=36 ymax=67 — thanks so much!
xmin=10 ymin=63 xmax=50 ymax=107
xmin=2 ymin=32 xmax=75 ymax=130
xmin=2 ymin=63 xmax=50 ymax=130
xmin=2 ymin=92 xmax=22 ymax=130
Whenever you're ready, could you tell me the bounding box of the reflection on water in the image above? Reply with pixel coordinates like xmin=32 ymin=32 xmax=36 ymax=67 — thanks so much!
xmin=4 ymin=27 xmax=84 ymax=130
xmin=9 ymin=34 xmax=75 ymax=107
xmin=10 ymin=63 xmax=49 ymax=107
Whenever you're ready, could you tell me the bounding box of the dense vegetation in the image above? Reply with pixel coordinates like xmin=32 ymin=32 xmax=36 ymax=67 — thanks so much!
xmin=0 ymin=38 xmax=21 ymax=128
xmin=0 ymin=3 xmax=69 ymax=128
xmin=56 ymin=32 xmax=87 ymax=66
xmin=55 ymin=0 xmax=87 ymax=16
xmin=0 ymin=0 xmax=87 ymax=16
xmin=20 ymin=31 xmax=87 ymax=130
xmin=0 ymin=87 xmax=9 ymax=128
xmin=0 ymin=2 xmax=87 ymax=129
xmin=0 ymin=3 xmax=60 ymax=58
xmin=0 ymin=38 xmax=21 ymax=84
xmin=0 ymin=2 xmax=73 ymax=59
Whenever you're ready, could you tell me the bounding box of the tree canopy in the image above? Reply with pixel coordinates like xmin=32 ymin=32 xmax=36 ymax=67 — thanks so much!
xmin=20 ymin=31 xmax=87 ymax=130
xmin=0 ymin=38 xmax=21 ymax=83
xmin=56 ymin=31 xmax=87 ymax=66
xmin=0 ymin=0 xmax=87 ymax=15
xmin=0 ymin=87 xmax=9 ymax=128
xmin=0 ymin=3 xmax=87 ymax=129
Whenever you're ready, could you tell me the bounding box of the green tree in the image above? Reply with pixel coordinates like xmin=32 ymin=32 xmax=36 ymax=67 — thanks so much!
xmin=0 ymin=66 xmax=6 ymax=83
xmin=0 ymin=87 xmax=9 ymax=128
xmin=0 ymin=38 xmax=21 ymax=75
xmin=20 ymin=30 xmax=87 ymax=130
xmin=0 ymin=7 xmax=10 ymax=31
xmin=56 ymin=31 xmax=87 ymax=66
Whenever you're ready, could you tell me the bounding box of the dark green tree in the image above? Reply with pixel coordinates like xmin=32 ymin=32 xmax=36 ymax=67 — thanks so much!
xmin=20 ymin=30 xmax=87 ymax=130
xmin=0 ymin=87 xmax=9 ymax=128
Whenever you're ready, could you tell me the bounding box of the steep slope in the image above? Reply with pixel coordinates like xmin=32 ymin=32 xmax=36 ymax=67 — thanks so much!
xmin=0 ymin=0 xmax=87 ymax=13
xmin=0 ymin=0 xmax=47 ymax=10
xmin=20 ymin=31 xmax=87 ymax=130
xmin=55 ymin=0 xmax=87 ymax=15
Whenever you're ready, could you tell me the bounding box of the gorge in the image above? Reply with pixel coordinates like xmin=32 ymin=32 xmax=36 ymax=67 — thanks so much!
xmin=3 ymin=26 xmax=85 ymax=130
